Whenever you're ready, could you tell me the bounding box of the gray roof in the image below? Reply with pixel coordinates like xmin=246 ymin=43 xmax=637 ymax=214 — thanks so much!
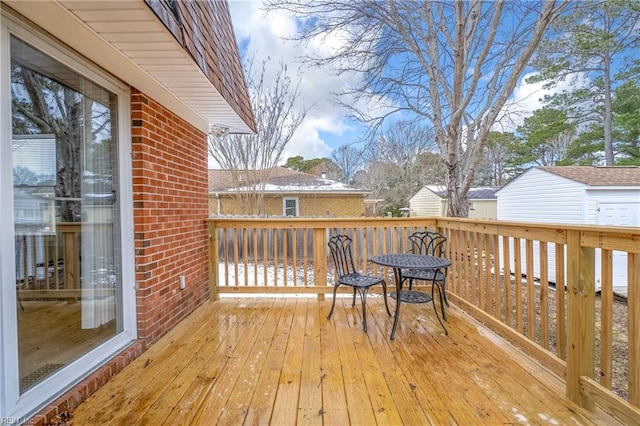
xmin=538 ymin=166 xmax=640 ymax=186
xmin=427 ymin=186 xmax=498 ymax=200
xmin=466 ymin=187 xmax=499 ymax=200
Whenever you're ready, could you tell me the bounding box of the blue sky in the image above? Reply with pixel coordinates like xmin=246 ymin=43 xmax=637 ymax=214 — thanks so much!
xmin=227 ymin=0 xmax=577 ymax=163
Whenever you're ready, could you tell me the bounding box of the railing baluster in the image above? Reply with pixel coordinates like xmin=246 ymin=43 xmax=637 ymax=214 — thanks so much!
xmin=628 ymin=252 xmax=639 ymax=407
xmin=253 ymin=229 xmax=259 ymax=288
xmin=493 ymin=234 xmax=501 ymax=320
xmin=243 ymin=228 xmax=249 ymax=287
xmin=526 ymin=239 xmax=535 ymax=340
xmin=292 ymin=229 xmax=298 ymax=286
xmin=263 ymin=229 xmax=268 ymax=287
xmin=273 ymin=229 xmax=279 ymax=286
xmin=454 ymin=229 xmax=463 ymax=297
xmin=502 ymin=236 xmax=512 ymax=327
xmin=600 ymin=248 xmax=613 ymax=389
xmin=476 ymin=232 xmax=484 ymax=310
xmin=484 ymin=233 xmax=492 ymax=314
xmin=313 ymin=228 xmax=327 ymax=294
xmin=555 ymin=242 xmax=566 ymax=360
xmin=303 ymin=228 xmax=309 ymax=286
xmin=514 ymin=237 xmax=523 ymax=334
xmin=282 ymin=229 xmax=288 ymax=287
xmin=540 ymin=241 xmax=549 ymax=349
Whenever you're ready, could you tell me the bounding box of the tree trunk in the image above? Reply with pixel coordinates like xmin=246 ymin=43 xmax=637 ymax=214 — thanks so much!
xmin=444 ymin=128 xmax=469 ymax=217
xmin=603 ymin=54 xmax=614 ymax=165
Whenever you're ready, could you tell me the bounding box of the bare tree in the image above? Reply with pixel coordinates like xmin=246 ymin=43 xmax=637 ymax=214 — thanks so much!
xmin=331 ymin=144 xmax=364 ymax=183
xmin=208 ymin=55 xmax=308 ymax=214
xmin=356 ymin=120 xmax=440 ymax=208
xmin=12 ymin=66 xmax=112 ymax=222
xmin=266 ymin=0 xmax=569 ymax=216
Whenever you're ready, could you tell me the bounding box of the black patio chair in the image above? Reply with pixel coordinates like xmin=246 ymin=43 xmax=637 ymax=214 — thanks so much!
xmin=327 ymin=234 xmax=391 ymax=332
xmin=402 ymin=231 xmax=449 ymax=319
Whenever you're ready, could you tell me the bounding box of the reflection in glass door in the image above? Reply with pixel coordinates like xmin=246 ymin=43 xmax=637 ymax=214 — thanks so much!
xmin=11 ymin=36 xmax=123 ymax=393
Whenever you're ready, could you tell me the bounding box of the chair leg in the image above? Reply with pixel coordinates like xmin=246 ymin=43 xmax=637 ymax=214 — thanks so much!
xmin=381 ymin=281 xmax=391 ymax=316
xmin=359 ymin=288 xmax=369 ymax=333
xmin=352 ymin=287 xmax=357 ymax=307
xmin=437 ymin=282 xmax=448 ymax=320
xmin=390 ymin=289 xmax=402 ymax=340
xmin=327 ymin=283 xmax=341 ymax=320
xmin=441 ymin=281 xmax=450 ymax=307
xmin=431 ymin=283 xmax=448 ymax=335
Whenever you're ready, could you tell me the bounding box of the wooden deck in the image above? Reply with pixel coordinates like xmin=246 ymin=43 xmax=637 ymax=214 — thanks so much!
xmin=70 ymin=296 xmax=606 ymax=425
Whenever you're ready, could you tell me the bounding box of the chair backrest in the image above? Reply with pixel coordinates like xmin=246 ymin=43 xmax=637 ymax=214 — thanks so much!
xmin=328 ymin=234 xmax=356 ymax=277
xmin=408 ymin=231 xmax=447 ymax=257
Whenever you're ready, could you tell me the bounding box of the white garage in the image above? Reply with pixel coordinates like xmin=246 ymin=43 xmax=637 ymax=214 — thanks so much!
xmin=496 ymin=166 xmax=640 ymax=293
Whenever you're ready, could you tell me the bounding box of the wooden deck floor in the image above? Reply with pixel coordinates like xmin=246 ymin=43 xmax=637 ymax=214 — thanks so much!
xmin=70 ymin=296 xmax=605 ymax=425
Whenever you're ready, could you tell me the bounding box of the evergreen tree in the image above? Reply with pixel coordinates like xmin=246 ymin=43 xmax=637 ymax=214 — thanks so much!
xmin=530 ymin=0 xmax=640 ymax=165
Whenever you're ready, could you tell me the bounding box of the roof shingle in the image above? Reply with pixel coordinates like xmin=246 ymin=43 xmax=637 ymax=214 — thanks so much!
xmin=538 ymin=166 xmax=640 ymax=186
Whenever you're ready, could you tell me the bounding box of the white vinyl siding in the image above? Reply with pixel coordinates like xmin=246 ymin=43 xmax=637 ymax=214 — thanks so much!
xmin=497 ymin=168 xmax=587 ymax=224
xmin=409 ymin=187 xmax=445 ymax=217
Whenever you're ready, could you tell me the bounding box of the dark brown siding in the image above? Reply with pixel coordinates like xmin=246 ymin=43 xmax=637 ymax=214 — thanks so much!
xmin=146 ymin=0 xmax=256 ymax=133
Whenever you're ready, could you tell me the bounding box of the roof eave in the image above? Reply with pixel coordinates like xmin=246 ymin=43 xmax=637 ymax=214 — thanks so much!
xmin=5 ymin=0 xmax=254 ymax=135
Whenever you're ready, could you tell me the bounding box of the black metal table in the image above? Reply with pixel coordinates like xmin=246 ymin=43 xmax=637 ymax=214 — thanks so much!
xmin=371 ymin=253 xmax=451 ymax=339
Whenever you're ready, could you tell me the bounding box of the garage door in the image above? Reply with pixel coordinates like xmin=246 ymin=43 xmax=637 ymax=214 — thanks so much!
xmin=597 ymin=202 xmax=638 ymax=290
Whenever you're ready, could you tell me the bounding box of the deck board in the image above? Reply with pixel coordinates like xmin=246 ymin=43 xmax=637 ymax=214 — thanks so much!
xmin=70 ymin=296 xmax=605 ymax=425
xmin=269 ymin=298 xmax=308 ymax=425
xmin=243 ymin=298 xmax=296 ymax=425
xmin=298 ymin=299 xmax=323 ymax=425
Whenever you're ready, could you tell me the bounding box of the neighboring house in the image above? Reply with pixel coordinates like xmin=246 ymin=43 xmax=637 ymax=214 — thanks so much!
xmin=409 ymin=185 xmax=499 ymax=219
xmin=496 ymin=165 xmax=640 ymax=293
xmin=1 ymin=1 xmax=254 ymax=421
xmin=209 ymin=167 xmax=371 ymax=217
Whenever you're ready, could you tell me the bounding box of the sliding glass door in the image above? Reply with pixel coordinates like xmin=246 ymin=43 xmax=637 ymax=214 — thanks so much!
xmin=11 ymin=35 xmax=123 ymax=392
xmin=1 ymin=13 xmax=135 ymax=419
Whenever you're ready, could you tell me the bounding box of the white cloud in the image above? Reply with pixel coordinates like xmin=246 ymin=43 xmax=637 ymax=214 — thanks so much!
xmin=228 ymin=0 xmax=363 ymax=162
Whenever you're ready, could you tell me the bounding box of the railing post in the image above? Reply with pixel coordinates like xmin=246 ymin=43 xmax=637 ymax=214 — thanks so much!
xmin=208 ymin=221 xmax=219 ymax=301
xmin=313 ymin=228 xmax=327 ymax=301
xmin=566 ymin=229 xmax=595 ymax=408
xmin=62 ymin=224 xmax=79 ymax=304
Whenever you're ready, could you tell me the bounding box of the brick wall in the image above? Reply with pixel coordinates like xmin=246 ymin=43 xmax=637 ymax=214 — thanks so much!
xmin=131 ymin=88 xmax=211 ymax=345
xmin=211 ymin=193 xmax=366 ymax=217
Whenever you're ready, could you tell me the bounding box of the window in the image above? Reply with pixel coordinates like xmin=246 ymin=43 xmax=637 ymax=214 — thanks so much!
xmin=1 ymin=13 xmax=135 ymax=419
xmin=283 ymin=198 xmax=298 ymax=217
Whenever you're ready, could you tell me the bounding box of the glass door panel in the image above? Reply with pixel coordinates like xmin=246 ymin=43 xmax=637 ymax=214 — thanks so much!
xmin=11 ymin=36 xmax=123 ymax=393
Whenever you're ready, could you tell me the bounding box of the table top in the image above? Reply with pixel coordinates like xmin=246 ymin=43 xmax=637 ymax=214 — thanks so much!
xmin=371 ymin=253 xmax=451 ymax=270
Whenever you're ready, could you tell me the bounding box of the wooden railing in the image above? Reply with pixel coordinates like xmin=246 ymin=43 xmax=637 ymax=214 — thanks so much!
xmin=15 ymin=222 xmax=115 ymax=302
xmin=207 ymin=217 xmax=640 ymax=424
xmin=15 ymin=223 xmax=80 ymax=302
